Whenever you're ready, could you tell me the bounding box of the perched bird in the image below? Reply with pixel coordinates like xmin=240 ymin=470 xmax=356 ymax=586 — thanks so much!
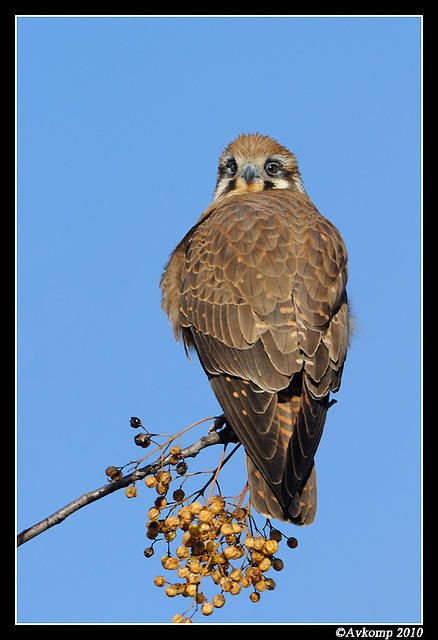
xmin=160 ymin=133 xmax=350 ymax=524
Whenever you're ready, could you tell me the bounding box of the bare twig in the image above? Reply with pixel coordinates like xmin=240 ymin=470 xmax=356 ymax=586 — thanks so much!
xmin=17 ymin=422 xmax=239 ymax=547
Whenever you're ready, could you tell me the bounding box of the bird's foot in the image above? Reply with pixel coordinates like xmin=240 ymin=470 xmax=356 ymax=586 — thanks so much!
xmin=209 ymin=414 xmax=240 ymax=444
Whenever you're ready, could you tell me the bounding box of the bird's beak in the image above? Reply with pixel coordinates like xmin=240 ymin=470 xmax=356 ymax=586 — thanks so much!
xmin=241 ymin=163 xmax=261 ymax=184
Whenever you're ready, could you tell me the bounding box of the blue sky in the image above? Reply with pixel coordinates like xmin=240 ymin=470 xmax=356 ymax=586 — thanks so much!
xmin=17 ymin=16 xmax=422 ymax=625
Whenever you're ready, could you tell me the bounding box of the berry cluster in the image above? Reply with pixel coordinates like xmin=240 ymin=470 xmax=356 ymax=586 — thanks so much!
xmin=106 ymin=417 xmax=298 ymax=622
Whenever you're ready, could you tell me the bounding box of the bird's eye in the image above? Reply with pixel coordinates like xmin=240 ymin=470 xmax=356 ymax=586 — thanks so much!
xmin=264 ymin=161 xmax=282 ymax=176
xmin=225 ymin=159 xmax=237 ymax=176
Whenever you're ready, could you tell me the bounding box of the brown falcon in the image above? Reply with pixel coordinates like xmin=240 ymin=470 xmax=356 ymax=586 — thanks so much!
xmin=160 ymin=133 xmax=349 ymax=525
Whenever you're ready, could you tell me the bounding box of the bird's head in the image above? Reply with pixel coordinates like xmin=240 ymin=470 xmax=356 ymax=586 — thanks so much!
xmin=213 ymin=133 xmax=305 ymax=202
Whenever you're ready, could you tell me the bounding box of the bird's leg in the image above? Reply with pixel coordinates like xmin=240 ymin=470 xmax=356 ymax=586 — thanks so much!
xmin=209 ymin=414 xmax=227 ymax=433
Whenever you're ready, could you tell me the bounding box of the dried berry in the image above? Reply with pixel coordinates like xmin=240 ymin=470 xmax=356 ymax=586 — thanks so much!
xmin=272 ymin=558 xmax=284 ymax=571
xmin=176 ymin=461 xmax=188 ymax=475
xmin=269 ymin=529 xmax=282 ymax=542
xmin=286 ymin=537 xmax=298 ymax=549
xmin=172 ymin=488 xmax=185 ymax=503
xmin=134 ymin=433 xmax=151 ymax=448
xmin=105 ymin=466 xmax=121 ymax=480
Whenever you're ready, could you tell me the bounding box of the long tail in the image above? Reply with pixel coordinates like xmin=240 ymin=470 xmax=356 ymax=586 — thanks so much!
xmin=247 ymin=456 xmax=317 ymax=525
xmin=245 ymin=383 xmax=325 ymax=525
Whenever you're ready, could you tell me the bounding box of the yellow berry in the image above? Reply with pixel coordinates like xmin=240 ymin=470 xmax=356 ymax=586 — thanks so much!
xmin=181 ymin=531 xmax=193 ymax=546
xmin=264 ymin=539 xmax=278 ymax=555
xmin=211 ymin=568 xmax=222 ymax=584
xmin=163 ymin=557 xmax=180 ymax=571
xmin=258 ymin=557 xmax=272 ymax=572
xmin=176 ymin=545 xmax=190 ymax=559
xmin=186 ymin=558 xmax=202 ymax=574
xmin=230 ymin=581 xmax=241 ymax=595
xmin=265 ymin=578 xmax=276 ymax=590
xmin=213 ymin=551 xmax=227 ymax=565
xmin=174 ymin=583 xmax=185 ymax=595
xmin=164 ymin=530 xmax=177 ymax=542
xmin=147 ymin=507 xmax=160 ymax=521
xmin=253 ymin=537 xmax=266 ymax=551
xmin=244 ymin=536 xmax=256 ymax=550
xmin=186 ymin=572 xmax=200 ymax=584
xmin=156 ymin=482 xmax=168 ymax=495
xmin=172 ymin=614 xmax=184 ymax=623
xmin=220 ymin=577 xmax=233 ymax=592
xmin=251 ymin=551 xmax=265 ymax=564
xmin=165 ymin=584 xmax=178 ymax=597
xmin=178 ymin=506 xmax=194 ymax=522
xmin=209 ymin=500 xmax=224 ymax=515
xmin=160 ymin=554 xmax=171 ymax=568
xmin=198 ymin=508 xmax=214 ymax=523
xmin=212 ymin=594 xmax=225 ymax=608
xmin=154 ymin=575 xmax=166 ymax=587
xmin=220 ymin=523 xmax=234 ymax=536
xmin=145 ymin=476 xmax=157 ymax=488
xmin=164 ymin=515 xmax=180 ymax=530
xmin=198 ymin=522 xmax=210 ymax=536
xmin=255 ymin=579 xmax=267 ymax=592
xmin=201 ymin=602 xmax=214 ymax=616
xmin=250 ymin=591 xmax=261 ymax=603
xmin=156 ymin=470 xmax=171 ymax=484
xmin=185 ymin=583 xmax=197 ymax=597
xmin=232 ymin=522 xmax=243 ymax=534
xmin=229 ymin=568 xmax=243 ymax=582
xmin=246 ymin=566 xmax=262 ymax=582
xmin=224 ymin=546 xmax=239 ymax=560
xmin=125 ymin=486 xmax=137 ymax=498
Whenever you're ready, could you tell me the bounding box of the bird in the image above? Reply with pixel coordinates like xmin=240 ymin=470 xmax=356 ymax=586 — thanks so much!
xmin=160 ymin=133 xmax=350 ymax=525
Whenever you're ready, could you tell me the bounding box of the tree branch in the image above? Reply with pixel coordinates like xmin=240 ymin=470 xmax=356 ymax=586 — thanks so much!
xmin=17 ymin=422 xmax=239 ymax=547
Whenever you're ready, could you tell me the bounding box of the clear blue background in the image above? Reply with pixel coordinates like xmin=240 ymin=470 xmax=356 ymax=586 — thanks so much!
xmin=17 ymin=16 xmax=422 ymax=624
